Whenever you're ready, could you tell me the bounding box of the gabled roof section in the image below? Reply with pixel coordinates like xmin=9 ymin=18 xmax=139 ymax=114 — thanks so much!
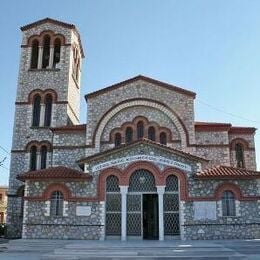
xmin=77 ymin=138 xmax=208 ymax=164
xmin=50 ymin=124 xmax=86 ymax=133
xmin=20 ymin=17 xmax=75 ymax=31
xmin=196 ymin=165 xmax=260 ymax=179
xmin=20 ymin=17 xmax=85 ymax=58
xmin=85 ymin=75 xmax=196 ymax=101
xmin=17 ymin=166 xmax=92 ymax=181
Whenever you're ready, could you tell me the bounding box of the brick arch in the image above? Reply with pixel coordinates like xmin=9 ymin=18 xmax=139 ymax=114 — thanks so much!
xmin=28 ymin=89 xmax=58 ymax=104
xmin=230 ymin=138 xmax=250 ymax=150
xmin=27 ymin=30 xmax=67 ymax=46
xmin=25 ymin=140 xmax=52 ymax=152
xmin=162 ymin=167 xmax=189 ymax=200
xmin=42 ymin=183 xmax=72 ymax=200
xmin=215 ymin=183 xmax=242 ymax=200
xmin=93 ymin=98 xmax=189 ymax=150
xmin=98 ymin=167 xmax=123 ymax=201
xmin=123 ymin=161 xmax=163 ymax=186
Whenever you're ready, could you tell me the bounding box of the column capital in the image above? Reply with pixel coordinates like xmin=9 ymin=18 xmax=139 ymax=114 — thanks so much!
xmin=119 ymin=186 xmax=128 ymax=194
xmin=156 ymin=185 xmax=165 ymax=194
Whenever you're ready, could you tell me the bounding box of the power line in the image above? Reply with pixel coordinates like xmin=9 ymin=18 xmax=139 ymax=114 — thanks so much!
xmin=0 ymin=145 xmax=11 ymax=156
xmin=197 ymin=99 xmax=260 ymax=125
xmin=0 ymin=164 xmax=9 ymax=172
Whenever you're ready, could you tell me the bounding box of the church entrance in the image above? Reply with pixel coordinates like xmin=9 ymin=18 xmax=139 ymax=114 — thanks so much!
xmin=142 ymin=194 xmax=158 ymax=239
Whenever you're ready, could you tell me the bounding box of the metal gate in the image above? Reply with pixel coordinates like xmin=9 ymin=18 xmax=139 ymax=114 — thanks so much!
xmin=164 ymin=175 xmax=180 ymax=235
xmin=127 ymin=169 xmax=156 ymax=237
xmin=105 ymin=175 xmax=121 ymax=236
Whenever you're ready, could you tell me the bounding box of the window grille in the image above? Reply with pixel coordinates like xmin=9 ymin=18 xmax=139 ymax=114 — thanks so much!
xmin=30 ymin=146 xmax=37 ymax=171
xmin=50 ymin=191 xmax=63 ymax=216
xmin=114 ymin=133 xmax=122 ymax=147
xmin=128 ymin=169 xmax=156 ymax=192
xmin=40 ymin=146 xmax=47 ymax=169
xmin=222 ymin=191 xmax=236 ymax=216
xmin=105 ymin=175 xmax=121 ymax=236
xmin=164 ymin=175 xmax=179 ymax=235
xmin=44 ymin=94 xmax=52 ymax=127
xmin=30 ymin=40 xmax=39 ymax=69
xmin=32 ymin=95 xmax=41 ymax=127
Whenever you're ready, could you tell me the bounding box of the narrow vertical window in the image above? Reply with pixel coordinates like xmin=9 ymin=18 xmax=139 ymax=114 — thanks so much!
xmin=50 ymin=191 xmax=63 ymax=216
xmin=40 ymin=145 xmax=47 ymax=169
xmin=125 ymin=127 xmax=133 ymax=143
xmin=53 ymin=38 xmax=61 ymax=68
xmin=44 ymin=94 xmax=52 ymax=126
xmin=114 ymin=133 xmax=122 ymax=147
xmin=42 ymin=35 xmax=50 ymax=69
xmin=32 ymin=95 xmax=41 ymax=127
xmin=148 ymin=126 xmax=156 ymax=141
xmin=30 ymin=146 xmax=37 ymax=171
xmin=137 ymin=121 xmax=144 ymax=139
xmin=30 ymin=39 xmax=39 ymax=69
xmin=235 ymin=143 xmax=244 ymax=168
xmin=159 ymin=132 xmax=167 ymax=145
xmin=222 ymin=191 xmax=236 ymax=216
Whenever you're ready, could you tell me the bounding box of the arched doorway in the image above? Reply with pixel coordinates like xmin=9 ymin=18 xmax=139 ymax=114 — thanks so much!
xmin=127 ymin=169 xmax=158 ymax=239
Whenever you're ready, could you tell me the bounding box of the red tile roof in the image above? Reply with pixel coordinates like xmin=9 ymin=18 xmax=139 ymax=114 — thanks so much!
xmin=196 ymin=165 xmax=260 ymax=179
xmin=17 ymin=166 xmax=92 ymax=181
xmin=195 ymin=122 xmax=256 ymax=134
xmin=85 ymin=75 xmax=196 ymax=100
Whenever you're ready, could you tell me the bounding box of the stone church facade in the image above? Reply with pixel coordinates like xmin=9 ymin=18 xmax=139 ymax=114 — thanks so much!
xmin=6 ymin=18 xmax=260 ymax=240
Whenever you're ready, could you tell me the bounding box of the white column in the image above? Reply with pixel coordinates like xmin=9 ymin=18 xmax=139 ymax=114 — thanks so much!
xmin=39 ymin=103 xmax=45 ymax=127
xmin=120 ymin=186 xmax=128 ymax=241
xmin=37 ymin=46 xmax=43 ymax=69
xmin=49 ymin=46 xmax=54 ymax=68
xmin=157 ymin=186 xmax=165 ymax=241
xmin=36 ymin=151 xmax=41 ymax=170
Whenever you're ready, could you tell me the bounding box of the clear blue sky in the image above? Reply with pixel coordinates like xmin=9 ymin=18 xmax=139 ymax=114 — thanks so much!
xmin=0 ymin=0 xmax=260 ymax=185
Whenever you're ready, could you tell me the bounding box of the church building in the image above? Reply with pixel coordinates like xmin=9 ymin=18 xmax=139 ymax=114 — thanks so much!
xmin=7 ymin=18 xmax=260 ymax=240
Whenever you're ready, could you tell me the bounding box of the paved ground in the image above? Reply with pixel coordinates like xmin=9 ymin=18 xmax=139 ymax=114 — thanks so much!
xmin=0 ymin=239 xmax=260 ymax=260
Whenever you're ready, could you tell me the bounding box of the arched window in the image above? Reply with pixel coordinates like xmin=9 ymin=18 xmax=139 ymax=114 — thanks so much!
xmin=137 ymin=121 xmax=144 ymax=139
xmin=30 ymin=146 xmax=37 ymax=171
xmin=42 ymin=35 xmax=50 ymax=69
xmin=221 ymin=191 xmax=235 ymax=216
xmin=114 ymin=133 xmax=122 ymax=147
xmin=44 ymin=94 xmax=52 ymax=126
xmin=159 ymin=132 xmax=167 ymax=145
xmin=30 ymin=39 xmax=39 ymax=69
xmin=125 ymin=127 xmax=133 ymax=143
xmin=40 ymin=145 xmax=47 ymax=169
xmin=53 ymin=38 xmax=61 ymax=68
xmin=50 ymin=191 xmax=64 ymax=216
xmin=235 ymin=143 xmax=244 ymax=168
xmin=148 ymin=126 xmax=156 ymax=141
xmin=32 ymin=95 xmax=41 ymax=126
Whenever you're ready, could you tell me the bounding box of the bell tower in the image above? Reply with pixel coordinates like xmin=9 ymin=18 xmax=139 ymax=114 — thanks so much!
xmin=6 ymin=18 xmax=84 ymax=238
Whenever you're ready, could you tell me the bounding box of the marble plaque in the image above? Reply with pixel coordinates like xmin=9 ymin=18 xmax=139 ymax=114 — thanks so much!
xmin=76 ymin=206 xmax=92 ymax=216
xmin=194 ymin=201 xmax=217 ymax=220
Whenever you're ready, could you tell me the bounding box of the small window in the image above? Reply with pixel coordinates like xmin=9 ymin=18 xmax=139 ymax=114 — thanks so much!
xmin=40 ymin=145 xmax=47 ymax=169
xmin=30 ymin=39 xmax=39 ymax=69
xmin=148 ymin=126 xmax=156 ymax=141
xmin=42 ymin=35 xmax=51 ymax=69
xmin=44 ymin=94 xmax=52 ymax=126
xmin=50 ymin=191 xmax=63 ymax=216
xmin=30 ymin=146 xmax=37 ymax=171
xmin=114 ymin=133 xmax=122 ymax=147
xmin=235 ymin=143 xmax=244 ymax=168
xmin=222 ymin=191 xmax=236 ymax=216
xmin=137 ymin=121 xmax=144 ymax=139
xmin=53 ymin=38 xmax=61 ymax=68
xmin=32 ymin=95 xmax=41 ymax=127
xmin=125 ymin=127 xmax=133 ymax=143
xmin=159 ymin=132 xmax=167 ymax=145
